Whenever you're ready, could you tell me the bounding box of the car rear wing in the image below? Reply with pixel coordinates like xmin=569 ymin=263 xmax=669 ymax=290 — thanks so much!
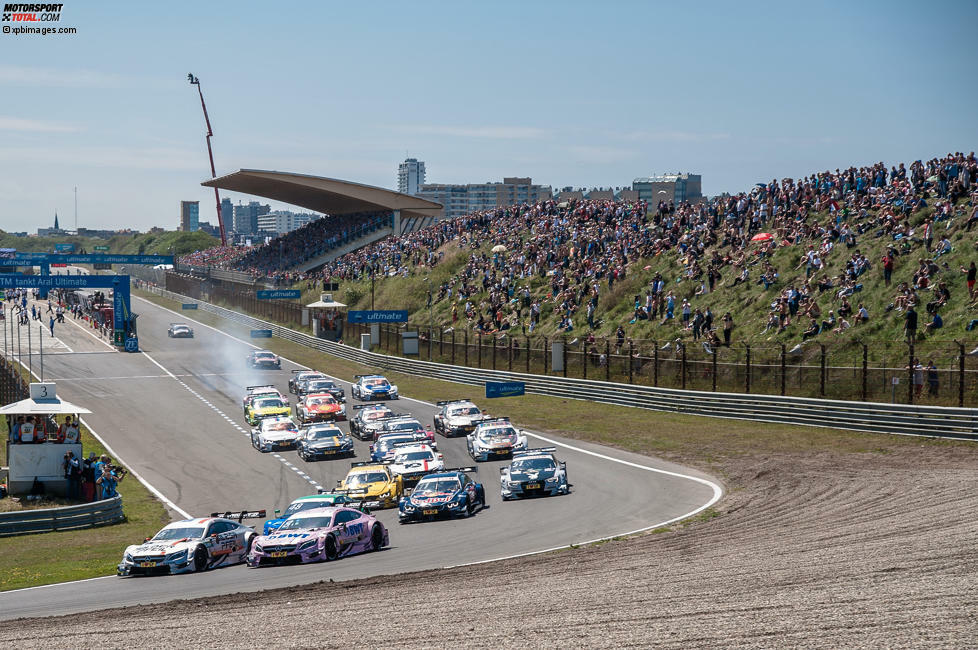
xmin=513 ymin=447 xmax=557 ymax=457
xmin=392 ymin=440 xmax=432 ymax=448
xmin=210 ymin=509 xmax=267 ymax=523
xmin=442 ymin=466 xmax=478 ymax=473
xmin=352 ymin=403 xmax=387 ymax=410
xmin=436 ymin=399 xmax=473 ymax=406
xmin=350 ymin=461 xmax=383 ymax=468
xmin=353 ymin=374 xmax=380 ymax=379
xmin=246 ymin=385 xmax=277 ymax=391
xmin=477 ymin=417 xmax=511 ymax=426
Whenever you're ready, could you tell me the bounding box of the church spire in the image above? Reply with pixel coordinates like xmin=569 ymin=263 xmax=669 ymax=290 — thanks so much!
xmin=54 ymin=211 xmax=59 ymax=230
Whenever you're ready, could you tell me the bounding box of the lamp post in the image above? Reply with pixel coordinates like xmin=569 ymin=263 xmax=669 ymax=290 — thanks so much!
xmin=424 ymin=276 xmax=433 ymax=360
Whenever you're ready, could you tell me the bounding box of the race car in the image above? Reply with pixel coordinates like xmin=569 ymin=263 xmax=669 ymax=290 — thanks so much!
xmin=247 ymin=349 xmax=281 ymax=369
xmin=289 ymin=370 xmax=327 ymax=394
xmin=370 ymin=431 xmax=435 ymax=463
xmin=335 ymin=462 xmax=404 ymax=509
xmin=398 ymin=468 xmax=485 ymax=523
xmin=245 ymin=393 xmax=291 ymax=426
xmin=297 ymin=378 xmax=345 ymax=402
xmin=378 ymin=416 xmax=436 ymax=445
xmin=351 ymin=374 xmax=398 ymax=401
xmin=251 ymin=415 xmax=300 ymax=452
xmin=295 ymin=393 xmax=346 ymax=424
xmin=247 ymin=506 xmax=388 ymax=567
xmin=297 ymin=423 xmax=354 ymax=461
xmin=349 ymin=404 xmax=394 ymax=440
xmin=263 ymin=493 xmax=355 ymax=535
xmin=242 ymin=385 xmax=286 ymax=416
xmin=118 ymin=511 xmax=263 ymax=576
xmin=433 ymin=399 xmax=486 ymax=437
xmin=387 ymin=442 xmax=444 ymax=484
xmin=466 ymin=417 xmax=528 ymax=462
xmin=167 ymin=322 xmax=194 ymax=338
xmin=500 ymin=447 xmax=570 ymax=500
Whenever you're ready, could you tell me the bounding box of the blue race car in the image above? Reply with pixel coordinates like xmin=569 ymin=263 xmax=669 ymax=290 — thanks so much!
xmin=351 ymin=375 xmax=398 ymax=401
xmin=398 ymin=467 xmax=485 ymax=523
xmin=263 ymin=493 xmax=354 ymax=535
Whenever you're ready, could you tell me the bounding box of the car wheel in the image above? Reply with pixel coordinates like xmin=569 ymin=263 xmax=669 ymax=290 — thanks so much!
xmin=462 ymin=499 xmax=473 ymax=518
xmin=193 ymin=545 xmax=208 ymax=572
xmin=370 ymin=524 xmax=384 ymax=551
xmin=323 ymin=534 xmax=339 ymax=561
xmin=244 ymin=534 xmax=255 ymax=557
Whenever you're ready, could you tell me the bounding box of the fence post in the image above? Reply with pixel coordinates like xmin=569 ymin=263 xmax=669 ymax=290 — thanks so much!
xmin=451 ymin=329 xmax=456 ymax=365
xmin=653 ymin=340 xmax=659 ymax=387
xmin=908 ymin=342 xmax=915 ymax=404
xmin=862 ymin=344 xmax=868 ymax=402
xmin=745 ymin=344 xmax=751 ymax=393
xmin=605 ymin=340 xmax=610 ymax=382
xmin=464 ymin=329 xmax=469 ymax=366
xmin=582 ymin=342 xmax=587 ymax=380
xmin=439 ymin=326 xmax=444 ymax=358
xmin=509 ymin=337 xmax=513 ymax=372
xmin=628 ymin=340 xmax=634 ymax=384
xmin=959 ymin=342 xmax=965 ymax=407
xmin=562 ymin=337 xmax=568 ymax=378
xmin=712 ymin=345 xmax=718 ymax=392
xmin=544 ymin=337 xmax=549 ymax=374
xmin=681 ymin=343 xmax=687 ymax=390
xmin=492 ymin=336 xmax=497 ymax=370
xmin=478 ymin=334 xmax=482 ymax=368
xmin=526 ymin=338 xmax=530 ymax=374
xmin=428 ymin=327 xmax=432 ymax=361
xmin=820 ymin=344 xmax=826 ymax=397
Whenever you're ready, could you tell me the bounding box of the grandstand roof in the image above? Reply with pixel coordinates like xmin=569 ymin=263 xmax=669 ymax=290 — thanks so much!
xmin=202 ymin=169 xmax=443 ymax=219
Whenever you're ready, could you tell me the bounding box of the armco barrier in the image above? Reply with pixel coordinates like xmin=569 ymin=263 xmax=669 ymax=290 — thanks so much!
xmin=0 ymin=496 xmax=124 ymax=537
xmin=145 ymin=287 xmax=978 ymax=441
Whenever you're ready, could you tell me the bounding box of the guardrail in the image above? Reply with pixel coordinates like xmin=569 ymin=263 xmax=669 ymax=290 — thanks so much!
xmin=144 ymin=286 xmax=978 ymax=441
xmin=0 ymin=496 xmax=124 ymax=537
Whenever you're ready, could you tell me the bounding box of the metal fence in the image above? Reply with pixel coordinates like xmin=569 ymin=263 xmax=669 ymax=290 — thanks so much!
xmin=144 ymin=285 xmax=978 ymax=441
xmin=0 ymin=496 xmax=124 ymax=536
xmin=0 ymin=354 xmax=29 ymax=405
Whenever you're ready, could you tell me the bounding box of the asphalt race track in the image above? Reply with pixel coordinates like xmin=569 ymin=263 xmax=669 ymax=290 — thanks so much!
xmin=0 ymin=291 xmax=720 ymax=620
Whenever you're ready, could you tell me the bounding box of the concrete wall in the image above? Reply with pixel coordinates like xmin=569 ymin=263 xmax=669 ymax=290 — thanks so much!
xmin=7 ymin=442 xmax=80 ymax=495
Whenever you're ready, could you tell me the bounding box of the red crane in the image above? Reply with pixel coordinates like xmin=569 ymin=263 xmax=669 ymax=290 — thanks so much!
xmin=188 ymin=73 xmax=227 ymax=246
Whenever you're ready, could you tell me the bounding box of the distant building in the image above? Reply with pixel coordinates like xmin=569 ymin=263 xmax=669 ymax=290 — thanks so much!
xmin=256 ymin=211 xmax=318 ymax=236
xmin=632 ymin=173 xmax=702 ymax=206
xmin=38 ymin=212 xmax=67 ymax=237
xmin=197 ymin=221 xmax=219 ymax=237
xmin=179 ymin=201 xmax=200 ymax=232
xmin=397 ymin=158 xmax=426 ymax=195
xmin=232 ymin=200 xmax=270 ymax=235
xmin=220 ymin=198 xmax=234 ymax=231
xmin=417 ymin=177 xmax=552 ymax=220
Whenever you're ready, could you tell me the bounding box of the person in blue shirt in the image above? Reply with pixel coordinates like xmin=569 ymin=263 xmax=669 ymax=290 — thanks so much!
xmin=925 ymin=311 xmax=943 ymax=332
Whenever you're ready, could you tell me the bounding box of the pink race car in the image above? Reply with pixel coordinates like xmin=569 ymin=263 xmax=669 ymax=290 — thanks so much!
xmin=247 ymin=506 xmax=388 ymax=567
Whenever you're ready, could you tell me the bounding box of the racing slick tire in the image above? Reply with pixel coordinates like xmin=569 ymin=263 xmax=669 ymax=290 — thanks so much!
xmin=193 ymin=545 xmax=208 ymax=572
xmin=245 ymin=533 xmax=256 ymax=556
xmin=323 ymin=534 xmax=339 ymax=561
xmin=476 ymin=485 xmax=486 ymax=507
xmin=370 ymin=524 xmax=384 ymax=551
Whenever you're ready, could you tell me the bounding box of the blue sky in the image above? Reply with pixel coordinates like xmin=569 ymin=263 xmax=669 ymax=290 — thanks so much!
xmin=0 ymin=0 xmax=975 ymax=233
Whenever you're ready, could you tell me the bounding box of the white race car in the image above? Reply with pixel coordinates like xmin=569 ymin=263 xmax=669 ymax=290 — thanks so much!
xmin=351 ymin=375 xmax=398 ymax=401
xmin=433 ymin=399 xmax=486 ymax=437
xmin=117 ymin=512 xmax=262 ymax=576
xmin=500 ymin=447 xmax=570 ymax=499
xmin=466 ymin=417 xmax=528 ymax=462
xmin=387 ymin=442 xmax=444 ymax=484
xmin=251 ymin=415 xmax=300 ymax=452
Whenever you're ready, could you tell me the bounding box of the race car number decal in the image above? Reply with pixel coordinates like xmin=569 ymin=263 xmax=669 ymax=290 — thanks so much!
xmin=345 ymin=523 xmax=364 ymax=537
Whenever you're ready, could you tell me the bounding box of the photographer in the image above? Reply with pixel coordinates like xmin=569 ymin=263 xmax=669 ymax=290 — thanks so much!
xmin=81 ymin=452 xmax=97 ymax=502
xmin=63 ymin=451 xmax=81 ymax=500
xmin=95 ymin=463 xmax=125 ymax=500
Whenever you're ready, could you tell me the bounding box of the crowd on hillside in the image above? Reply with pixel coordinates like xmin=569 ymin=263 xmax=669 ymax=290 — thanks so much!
xmin=183 ymin=151 xmax=978 ymax=345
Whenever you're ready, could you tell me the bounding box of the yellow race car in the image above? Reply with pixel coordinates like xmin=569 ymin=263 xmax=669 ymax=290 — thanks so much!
xmin=245 ymin=394 xmax=291 ymax=426
xmin=336 ymin=462 xmax=404 ymax=509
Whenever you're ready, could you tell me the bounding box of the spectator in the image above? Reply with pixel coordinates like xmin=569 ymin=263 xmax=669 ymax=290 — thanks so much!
xmin=856 ymin=303 xmax=869 ymax=324
xmin=925 ymin=311 xmax=943 ymax=332
xmin=904 ymin=306 xmax=918 ymax=341
xmin=96 ymin=465 xmax=120 ymax=500
xmin=61 ymin=415 xmax=80 ymax=444
xmin=961 ymin=262 xmax=976 ymax=301
xmin=926 ymin=360 xmax=939 ymax=397
xmin=81 ymin=452 xmax=97 ymax=501
xmin=63 ymin=451 xmax=81 ymax=500
xmin=802 ymin=319 xmax=819 ymax=340
xmin=911 ymin=358 xmax=924 ymax=398
xmin=722 ymin=312 xmax=734 ymax=346
xmin=19 ymin=416 xmax=35 ymax=443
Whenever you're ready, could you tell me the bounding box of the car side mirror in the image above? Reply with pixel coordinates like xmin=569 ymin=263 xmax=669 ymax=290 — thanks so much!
xmin=499 ymin=467 xmax=505 ymax=474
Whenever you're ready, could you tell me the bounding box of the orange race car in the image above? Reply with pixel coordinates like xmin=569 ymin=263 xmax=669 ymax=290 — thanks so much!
xmin=295 ymin=393 xmax=346 ymax=424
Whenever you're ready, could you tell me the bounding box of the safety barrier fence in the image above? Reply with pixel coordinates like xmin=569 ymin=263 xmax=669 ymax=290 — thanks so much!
xmin=143 ymin=286 xmax=978 ymax=441
xmin=0 ymin=496 xmax=124 ymax=537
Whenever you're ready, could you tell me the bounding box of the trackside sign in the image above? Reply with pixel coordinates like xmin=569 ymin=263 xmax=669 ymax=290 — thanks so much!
xmin=347 ymin=310 xmax=409 ymax=323
xmin=485 ymin=381 xmax=526 ymax=398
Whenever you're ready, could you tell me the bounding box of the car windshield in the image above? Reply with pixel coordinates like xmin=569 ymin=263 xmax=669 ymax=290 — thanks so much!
xmin=307 ymin=429 xmax=339 ymax=440
xmin=173 ymin=324 xmax=188 ymax=329
xmin=388 ymin=422 xmax=420 ymax=431
xmin=265 ymin=421 xmax=296 ymax=432
xmin=366 ymin=379 xmax=389 ymax=388
xmin=395 ymin=450 xmax=433 ymax=462
xmin=153 ymin=526 xmax=205 ymax=541
xmin=283 ymin=500 xmax=333 ymax=517
xmin=479 ymin=426 xmax=516 ymax=441
xmin=278 ymin=515 xmax=332 ymax=531
xmin=308 ymin=381 xmax=335 ymax=390
xmin=415 ymin=479 xmax=460 ymax=494
xmin=364 ymin=410 xmax=391 ymax=421
xmin=377 ymin=436 xmax=414 ymax=451
xmin=256 ymin=353 xmax=275 ymax=359
xmin=512 ymin=457 xmax=556 ymax=472
xmin=256 ymin=398 xmax=284 ymax=409
xmin=307 ymin=396 xmax=335 ymax=406
xmin=347 ymin=472 xmax=388 ymax=486
xmin=449 ymin=406 xmax=480 ymax=417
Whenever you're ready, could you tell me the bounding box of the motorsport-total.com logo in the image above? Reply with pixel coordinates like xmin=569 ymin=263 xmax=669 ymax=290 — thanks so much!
xmin=2 ymin=3 xmax=64 ymax=21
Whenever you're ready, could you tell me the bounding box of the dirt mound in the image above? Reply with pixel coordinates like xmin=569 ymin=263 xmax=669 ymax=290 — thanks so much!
xmin=4 ymin=445 xmax=976 ymax=648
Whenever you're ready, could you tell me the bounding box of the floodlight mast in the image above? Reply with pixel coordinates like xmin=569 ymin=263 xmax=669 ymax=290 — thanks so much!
xmin=188 ymin=73 xmax=227 ymax=246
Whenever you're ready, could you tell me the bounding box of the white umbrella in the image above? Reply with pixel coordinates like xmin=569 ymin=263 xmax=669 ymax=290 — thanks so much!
xmin=491 ymin=245 xmax=507 ymax=253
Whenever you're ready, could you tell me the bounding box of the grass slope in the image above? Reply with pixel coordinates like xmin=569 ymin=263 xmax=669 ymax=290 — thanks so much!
xmin=0 ymin=231 xmax=217 ymax=257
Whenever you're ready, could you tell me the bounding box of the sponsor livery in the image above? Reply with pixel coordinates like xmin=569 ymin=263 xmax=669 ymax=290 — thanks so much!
xmin=398 ymin=467 xmax=485 ymax=523
xmin=351 ymin=375 xmax=398 ymax=401
xmin=466 ymin=418 xmax=528 ymax=462
xmin=247 ymin=506 xmax=388 ymax=567
xmin=500 ymin=447 xmax=570 ymax=499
